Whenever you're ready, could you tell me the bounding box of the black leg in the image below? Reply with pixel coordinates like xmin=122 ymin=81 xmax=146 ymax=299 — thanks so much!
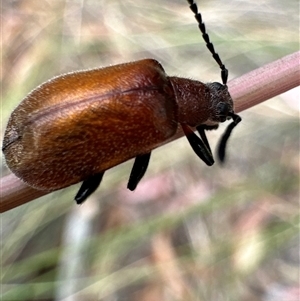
xmin=127 ymin=152 xmax=151 ymax=191
xmin=196 ymin=124 xmax=218 ymax=155
xmin=75 ymin=172 xmax=104 ymax=204
xmin=196 ymin=125 xmax=212 ymax=155
xmin=182 ymin=124 xmax=214 ymax=166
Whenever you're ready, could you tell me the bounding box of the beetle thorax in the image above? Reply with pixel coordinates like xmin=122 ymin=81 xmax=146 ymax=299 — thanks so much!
xmin=169 ymin=77 xmax=234 ymax=128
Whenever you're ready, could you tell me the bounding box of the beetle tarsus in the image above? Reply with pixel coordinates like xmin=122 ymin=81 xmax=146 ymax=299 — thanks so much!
xmin=75 ymin=172 xmax=104 ymax=204
xmin=182 ymin=124 xmax=214 ymax=166
xmin=127 ymin=152 xmax=151 ymax=191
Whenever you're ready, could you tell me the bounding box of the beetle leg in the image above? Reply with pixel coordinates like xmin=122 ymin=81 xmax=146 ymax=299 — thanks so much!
xmin=197 ymin=125 xmax=212 ymax=154
xmin=127 ymin=152 xmax=151 ymax=191
xmin=196 ymin=124 xmax=219 ymax=155
xmin=75 ymin=172 xmax=104 ymax=204
xmin=182 ymin=124 xmax=214 ymax=166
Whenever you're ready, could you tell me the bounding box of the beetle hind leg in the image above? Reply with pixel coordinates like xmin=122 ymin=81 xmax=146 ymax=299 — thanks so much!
xmin=75 ymin=172 xmax=104 ymax=204
xmin=127 ymin=152 xmax=151 ymax=191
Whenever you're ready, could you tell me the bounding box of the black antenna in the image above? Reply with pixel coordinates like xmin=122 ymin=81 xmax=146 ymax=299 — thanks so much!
xmin=187 ymin=0 xmax=228 ymax=85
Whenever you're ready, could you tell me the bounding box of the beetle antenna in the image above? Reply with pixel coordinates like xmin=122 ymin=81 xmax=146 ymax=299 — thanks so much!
xmin=187 ymin=0 xmax=228 ymax=85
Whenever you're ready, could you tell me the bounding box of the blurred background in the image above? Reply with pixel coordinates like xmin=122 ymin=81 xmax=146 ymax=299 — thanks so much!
xmin=1 ymin=0 xmax=299 ymax=300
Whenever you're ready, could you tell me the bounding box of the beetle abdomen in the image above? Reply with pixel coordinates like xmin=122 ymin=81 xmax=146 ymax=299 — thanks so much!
xmin=3 ymin=59 xmax=178 ymax=190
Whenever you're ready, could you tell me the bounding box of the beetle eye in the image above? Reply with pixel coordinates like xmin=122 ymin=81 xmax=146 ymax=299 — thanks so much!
xmin=217 ymin=102 xmax=229 ymax=115
xmin=217 ymin=102 xmax=230 ymax=122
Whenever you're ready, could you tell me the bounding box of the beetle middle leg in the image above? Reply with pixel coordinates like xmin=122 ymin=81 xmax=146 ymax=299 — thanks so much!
xmin=127 ymin=152 xmax=151 ymax=191
xmin=75 ymin=172 xmax=105 ymax=204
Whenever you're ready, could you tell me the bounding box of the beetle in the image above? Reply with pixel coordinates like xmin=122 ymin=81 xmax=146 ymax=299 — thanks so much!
xmin=2 ymin=0 xmax=241 ymax=204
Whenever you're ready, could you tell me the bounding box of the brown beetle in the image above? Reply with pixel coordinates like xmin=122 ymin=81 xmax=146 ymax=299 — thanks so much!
xmin=2 ymin=0 xmax=241 ymax=204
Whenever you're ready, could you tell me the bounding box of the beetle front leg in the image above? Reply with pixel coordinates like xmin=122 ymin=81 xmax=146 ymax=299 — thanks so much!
xmin=196 ymin=124 xmax=219 ymax=155
xmin=182 ymin=124 xmax=214 ymax=166
xmin=127 ymin=152 xmax=151 ymax=191
xmin=75 ymin=172 xmax=105 ymax=204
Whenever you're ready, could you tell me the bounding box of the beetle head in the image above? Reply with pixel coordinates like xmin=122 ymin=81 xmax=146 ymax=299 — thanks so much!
xmin=207 ymin=82 xmax=242 ymax=162
xmin=207 ymin=82 xmax=236 ymax=123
